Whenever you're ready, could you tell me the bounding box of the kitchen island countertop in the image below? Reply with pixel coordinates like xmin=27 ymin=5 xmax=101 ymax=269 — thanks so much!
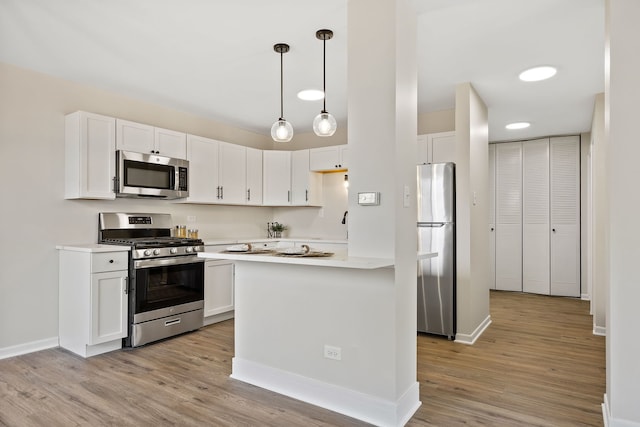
xmin=199 ymin=249 xmax=437 ymax=269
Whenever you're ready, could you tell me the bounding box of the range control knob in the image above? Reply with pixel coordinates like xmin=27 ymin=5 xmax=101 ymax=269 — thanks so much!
xmin=153 ymin=249 xmax=161 ymax=255
xmin=170 ymin=248 xmax=178 ymax=254
xmin=185 ymin=246 xmax=193 ymax=253
xmin=144 ymin=250 xmax=152 ymax=257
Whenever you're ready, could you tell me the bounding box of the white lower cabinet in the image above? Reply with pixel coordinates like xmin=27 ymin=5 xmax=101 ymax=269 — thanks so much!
xmin=203 ymin=245 xmax=235 ymax=325
xmin=58 ymin=248 xmax=129 ymax=358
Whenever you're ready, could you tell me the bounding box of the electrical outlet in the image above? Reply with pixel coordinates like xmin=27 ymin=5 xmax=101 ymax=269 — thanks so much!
xmin=324 ymin=345 xmax=341 ymax=361
xmin=187 ymin=215 xmax=196 ymax=222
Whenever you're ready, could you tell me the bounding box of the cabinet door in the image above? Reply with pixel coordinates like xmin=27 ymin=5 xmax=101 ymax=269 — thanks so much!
xmin=185 ymin=135 xmax=220 ymax=203
xmin=246 ymin=147 xmax=263 ymax=205
xmin=338 ymin=145 xmax=348 ymax=169
xmin=495 ymin=142 xmax=522 ymax=292
xmin=291 ymin=149 xmax=322 ymax=205
xmin=309 ymin=146 xmax=341 ymax=171
xmin=430 ymin=131 xmax=456 ymax=164
xmin=550 ymin=136 xmax=580 ymax=297
xmin=65 ymin=111 xmax=116 ymax=200
xmin=263 ymin=151 xmax=292 ymax=205
xmin=90 ymin=271 xmax=128 ymax=345
xmin=204 ymin=261 xmax=234 ymax=317
xmin=154 ymin=127 xmax=187 ymax=159
xmin=417 ymin=135 xmax=431 ymax=164
xmin=218 ymin=142 xmax=246 ymax=204
xmin=488 ymin=144 xmax=496 ymax=289
xmin=522 ymin=139 xmax=550 ymax=295
xmin=116 ymin=119 xmax=155 ymax=154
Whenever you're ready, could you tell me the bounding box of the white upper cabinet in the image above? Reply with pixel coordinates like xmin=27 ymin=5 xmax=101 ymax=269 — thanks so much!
xmin=184 ymin=135 xmax=253 ymax=205
xmin=116 ymin=119 xmax=186 ymax=159
xmin=218 ymin=141 xmax=247 ymax=204
xmin=184 ymin=134 xmax=220 ymax=203
xmin=65 ymin=111 xmax=116 ymax=200
xmin=154 ymin=127 xmax=187 ymax=159
xmin=309 ymin=145 xmax=348 ymax=171
xmin=246 ymin=147 xmax=263 ymax=205
xmin=417 ymin=132 xmax=456 ymax=164
xmin=291 ymin=149 xmax=322 ymax=206
xmin=263 ymin=150 xmax=292 ymax=206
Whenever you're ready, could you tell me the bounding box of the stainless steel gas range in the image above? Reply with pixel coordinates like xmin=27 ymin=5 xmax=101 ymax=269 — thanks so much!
xmin=98 ymin=212 xmax=205 ymax=347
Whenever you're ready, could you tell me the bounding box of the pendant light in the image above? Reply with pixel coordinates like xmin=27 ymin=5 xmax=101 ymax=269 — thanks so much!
xmin=271 ymin=43 xmax=294 ymax=143
xmin=313 ymin=29 xmax=337 ymax=137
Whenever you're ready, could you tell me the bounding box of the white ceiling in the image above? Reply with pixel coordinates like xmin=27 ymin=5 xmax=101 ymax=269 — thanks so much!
xmin=0 ymin=0 xmax=604 ymax=142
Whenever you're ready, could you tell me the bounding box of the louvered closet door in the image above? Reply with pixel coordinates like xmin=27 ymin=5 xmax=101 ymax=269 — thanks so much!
xmin=495 ymin=142 xmax=522 ymax=291
xmin=522 ymin=139 xmax=550 ymax=295
xmin=488 ymin=144 xmax=496 ymax=290
xmin=550 ymin=136 xmax=580 ymax=296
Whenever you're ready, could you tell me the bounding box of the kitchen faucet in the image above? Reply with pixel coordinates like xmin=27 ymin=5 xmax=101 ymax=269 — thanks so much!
xmin=341 ymin=211 xmax=348 ymax=224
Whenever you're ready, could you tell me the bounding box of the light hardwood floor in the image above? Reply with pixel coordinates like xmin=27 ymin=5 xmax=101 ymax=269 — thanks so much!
xmin=0 ymin=291 xmax=604 ymax=426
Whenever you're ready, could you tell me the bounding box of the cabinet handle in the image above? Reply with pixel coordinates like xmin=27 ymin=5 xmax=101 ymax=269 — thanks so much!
xmin=220 ymin=186 xmax=224 ymax=199
xmin=552 ymin=228 xmax=556 ymax=233
xmin=123 ymin=277 xmax=128 ymax=295
xmin=287 ymin=190 xmax=291 ymax=202
xmin=247 ymin=188 xmax=251 ymax=201
xmin=490 ymin=227 xmax=494 ymax=232
xmin=109 ymin=259 xmax=114 ymax=263
xmin=216 ymin=186 xmax=221 ymax=199
xmin=305 ymin=189 xmax=308 ymax=201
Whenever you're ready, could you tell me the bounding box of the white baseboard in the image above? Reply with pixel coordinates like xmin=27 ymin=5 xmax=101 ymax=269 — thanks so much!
xmin=455 ymin=315 xmax=492 ymax=345
xmin=231 ymin=357 xmax=421 ymax=427
xmin=0 ymin=336 xmax=59 ymax=360
xmin=203 ymin=310 xmax=234 ymax=326
xmin=593 ymin=325 xmax=606 ymax=336
xmin=603 ymin=393 xmax=640 ymax=427
xmin=581 ymin=293 xmax=591 ymax=301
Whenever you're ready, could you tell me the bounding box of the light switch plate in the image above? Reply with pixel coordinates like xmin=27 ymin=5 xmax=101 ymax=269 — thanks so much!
xmin=358 ymin=192 xmax=380 ymax=206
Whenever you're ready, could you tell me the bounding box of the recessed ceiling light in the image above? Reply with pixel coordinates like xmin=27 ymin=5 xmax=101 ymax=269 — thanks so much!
xmin=297 ymin=89 xmax=325 ymax=101
xmin=505 ymin=122 xmax=531 ymax=130
xmin=519 ymin=66 xmax=557 ymax=82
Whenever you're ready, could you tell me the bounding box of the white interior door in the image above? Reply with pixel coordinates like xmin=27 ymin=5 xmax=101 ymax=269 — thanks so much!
xmin=495 ymin=142 xmax=522 ymax=291
xmin=550 ymin=136 xmax=580 ymax=297
xmin=522 ymin=139 xmax=550 ymax=295
xmin=488 ymin=144 xmax=496 ymax=290
xmin=496 ymin=142 xmax=522 ymax=291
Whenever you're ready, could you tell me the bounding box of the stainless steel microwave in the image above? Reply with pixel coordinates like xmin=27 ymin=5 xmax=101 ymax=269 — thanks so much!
xmin=115 ymin=150 xmax=188 ymax=199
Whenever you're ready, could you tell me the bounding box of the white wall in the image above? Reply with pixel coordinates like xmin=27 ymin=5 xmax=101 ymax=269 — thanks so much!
xmin=604 ymin=1 xmax=640 ymax=425
xmin=590 ymin=93 xmax=607 ymax=335
xmin=0 ymin=61 xmax=275 ymax=354
xmin=454 ymin=82 xmax=491 ymax=343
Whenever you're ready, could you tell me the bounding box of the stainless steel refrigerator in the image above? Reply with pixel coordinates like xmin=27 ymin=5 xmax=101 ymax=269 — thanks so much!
xmin=417 ymin=162 xmax=456 ymax=339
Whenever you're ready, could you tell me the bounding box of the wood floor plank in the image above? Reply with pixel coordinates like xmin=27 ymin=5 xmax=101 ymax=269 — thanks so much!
xmin=0 ymin=291 xmax=604 ymax=426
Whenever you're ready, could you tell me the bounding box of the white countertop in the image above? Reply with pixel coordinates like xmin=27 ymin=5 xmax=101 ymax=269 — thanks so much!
xmin=198 ymin=250 xmax=392 ymax=269
xmin=202 ymin=237 xmax=348 ymax=246
xmin=56 ymin=244 xmax=131 ymax=253
xmin=199 ymin=250 xmax=437 ymax=270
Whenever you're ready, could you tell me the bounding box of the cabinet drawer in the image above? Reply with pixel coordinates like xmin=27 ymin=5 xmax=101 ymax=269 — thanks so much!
xmin=91 ymin=252 xmax=129 ymax=273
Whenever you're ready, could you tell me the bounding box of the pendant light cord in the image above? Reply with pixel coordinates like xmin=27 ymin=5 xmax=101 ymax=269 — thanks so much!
xmin=280 ymin=50 xmax=284 ymax=120
xmin=322 ymin=37 xmax=327 ymax=113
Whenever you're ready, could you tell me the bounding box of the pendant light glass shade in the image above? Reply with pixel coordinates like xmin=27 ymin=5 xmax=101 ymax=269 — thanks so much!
xmin=271 ymin=118 xmax=294 ymax=142
xmin=313 ymin=112 xmax=337 ymax=136
xmin=272 ymin=43 xmax=293 ymax=143
xmin=314 ymin=29 xmax=337 ymax=137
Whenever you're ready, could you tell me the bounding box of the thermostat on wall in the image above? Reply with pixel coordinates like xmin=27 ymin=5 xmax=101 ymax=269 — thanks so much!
xmin=358 ymin=192 xmax=380 ymax=206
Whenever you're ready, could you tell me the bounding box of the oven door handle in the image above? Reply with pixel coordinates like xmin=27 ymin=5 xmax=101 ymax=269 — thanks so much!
xmin=134 ymin=256 xmax=205 ymax=269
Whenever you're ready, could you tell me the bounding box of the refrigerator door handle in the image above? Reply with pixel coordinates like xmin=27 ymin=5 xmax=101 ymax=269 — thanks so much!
xmin=418 ymin=222 xmax=447 ymax=227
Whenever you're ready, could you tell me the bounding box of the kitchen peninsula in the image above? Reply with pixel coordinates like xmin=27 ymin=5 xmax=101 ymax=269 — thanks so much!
xmin=198 ymin=249 xmax=437 ymax=425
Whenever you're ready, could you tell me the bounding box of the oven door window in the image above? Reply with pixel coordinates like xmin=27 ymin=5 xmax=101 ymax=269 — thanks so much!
xmin=135 ymin=260 xmax=204 ymax=313
xmin=124 ymin=160 xmax=174 ymax=189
